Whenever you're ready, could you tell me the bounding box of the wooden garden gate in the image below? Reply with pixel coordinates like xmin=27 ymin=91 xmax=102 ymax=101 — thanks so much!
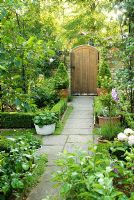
xmin=71 ymin=45 xmax=99 ymax=95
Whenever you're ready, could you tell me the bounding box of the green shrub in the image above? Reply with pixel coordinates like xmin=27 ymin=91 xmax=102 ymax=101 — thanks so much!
xmin=94 ymin=96 xmax=102 ymax=115
xmin=97 ymin=59 xmax=111 ymax=89
xmin=54 ymin=63 xmax=69 ymax=89
xmin=31 ymin=78 xmax=59 ymax=108
xmin=122 ymin=112 xmax=134 ymax=129
xmin=0 ymin=112 xmax=35 ymax=128
xmin=0 ymin=136 xmax=13 ymax=152
xmin=98 ymin=59 xmax=111 ymax=78
xmin=98 ymin=76 xmax=113 ymax=91
xmin=51 ymin=98 xmax=67 ymax=120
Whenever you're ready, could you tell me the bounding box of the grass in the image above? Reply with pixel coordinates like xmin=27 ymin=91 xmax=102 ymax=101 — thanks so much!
xmin=54 ymin=105 xmax=73 ymax=135
xmin=0 ymin=128 xmax=44 ymax=145
xmin=0 ymin=128 xmax=36 ymax=136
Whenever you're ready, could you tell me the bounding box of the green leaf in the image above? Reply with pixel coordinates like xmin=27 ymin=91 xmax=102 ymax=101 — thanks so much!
xmin=111 ymin=191 xmax=123 ymax=198
xmin=22 ymin=163 xmax=30 ymax=171
xmin=14 ymin=57 xmax=22 ymax=67
xmin=60 ymin=183 xmax=71 ymax=194
xmin=0 ymin=8 xmax=7 ymax=20
xmin=0 ymin=65 xmax=7 ymax=71
xmin=11 ymin=178 xmax=24 ymax=189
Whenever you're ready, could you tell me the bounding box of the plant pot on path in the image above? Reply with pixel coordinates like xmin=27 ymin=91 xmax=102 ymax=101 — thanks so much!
xmin=98 ymin=116 xmax=121 ymax=126
xmin=34 ymin=123 xmax=56 ymax=135
xmin=33 ymin=112 xmax=57 ymax=135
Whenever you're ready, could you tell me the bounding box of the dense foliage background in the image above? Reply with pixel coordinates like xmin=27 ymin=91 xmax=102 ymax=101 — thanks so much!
xmin=0 ymin=0 xmax=133 ymax=114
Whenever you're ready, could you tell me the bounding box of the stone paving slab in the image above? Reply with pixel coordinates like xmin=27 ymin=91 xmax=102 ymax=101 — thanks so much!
xmin=67 ymin=135 xmax=93 ymax=143
xmin=70 ymin=110 xmax=93 ymax=115
xmin=47 ymin=153 xmax=61 ymax=166
xmin=69 ymin=114 xmax=93 ymax=119
xmin=38 ymin=145 xmax=63 ymax=155
xmin=64 ymin=122 xmax=93 ymax=129
xmin=66 ymin=118 xmax=93 ymax=123
xmin=27 ymin=180 xmax=59 ymax=200
xmin=42 ymin=135 xmax=68 ymax=146
xmin=62 ymin=128 xmax=92 ymax=135
xmin=42 ymin=166 xmax=59 ymax=181
xmin=64 ymin=142 xmax=89 ymax=153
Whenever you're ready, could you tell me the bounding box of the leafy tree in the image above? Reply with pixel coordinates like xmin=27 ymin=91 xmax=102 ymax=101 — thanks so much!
xmin=113 ymin=0 xmax=134 ymax=113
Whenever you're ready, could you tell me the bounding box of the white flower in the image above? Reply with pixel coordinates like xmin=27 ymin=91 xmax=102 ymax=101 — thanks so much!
xmin=49 ymin=58 xmax=54 ymax=63
xmin=124 ymin=128 xmax=134 ymax=135
xmin=128 ymin=135 xmax=134 ymax=146
xmin=117 ymin=133 xmax=128 ymax=141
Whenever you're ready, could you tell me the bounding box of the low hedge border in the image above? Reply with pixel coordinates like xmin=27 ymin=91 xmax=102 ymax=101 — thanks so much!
xmin=51 ymin=98 xmax=68 ymax=120
xmin=0 ymin=98 xmax=68 ymax=129
xmin=0 ymin=112 xmax=35 ymax=129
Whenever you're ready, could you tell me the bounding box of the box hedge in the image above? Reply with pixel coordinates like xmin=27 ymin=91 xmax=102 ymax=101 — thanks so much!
xmin=51 ymin=98 xmax=67 ymax=120
xmin=0 ymin=112 xmax=35 ymax=129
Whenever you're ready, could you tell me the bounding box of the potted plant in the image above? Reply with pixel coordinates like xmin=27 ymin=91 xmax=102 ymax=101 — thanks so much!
xmin=94 ymin=123 xmax=123 ymax=142
xmin=33 ymin=112 xmax=57 ymax=135
xmin=97 ymin=90 xmax=121 ymax=126
xmin=54 ymin=63 xmax=69 ymax=98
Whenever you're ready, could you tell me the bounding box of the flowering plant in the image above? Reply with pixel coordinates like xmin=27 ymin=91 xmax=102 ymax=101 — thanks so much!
xmin=99 ymin=89 xmax=119 ymax=117
xmin=111 ymin=88 xmax=119 ymax=102
xmin=117 ymin=128 xmax=134 ymax=146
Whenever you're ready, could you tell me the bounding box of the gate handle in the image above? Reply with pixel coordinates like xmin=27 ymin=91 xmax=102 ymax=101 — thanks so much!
xmin=72 ymin=66 xmax=75 ymax=69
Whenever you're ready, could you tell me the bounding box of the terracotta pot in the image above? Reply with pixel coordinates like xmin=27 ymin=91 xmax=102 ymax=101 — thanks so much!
xmin=59 ymin=89 xmax=69 ymax=98
xmin=97 ymin=88 xmax=108 ymax=96
xmin=98 ymin=116 xmax=121 ymax=126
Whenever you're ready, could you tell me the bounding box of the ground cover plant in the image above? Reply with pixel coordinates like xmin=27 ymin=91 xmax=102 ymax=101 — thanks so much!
xmin=0 ymin=133 xmax=47 ymax=200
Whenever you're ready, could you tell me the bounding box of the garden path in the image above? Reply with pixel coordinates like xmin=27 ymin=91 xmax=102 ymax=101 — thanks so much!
xmin=27 ymin=96 xmax=95 ymax=200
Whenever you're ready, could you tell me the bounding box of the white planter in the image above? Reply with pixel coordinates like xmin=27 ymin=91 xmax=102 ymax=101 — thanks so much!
xmin=34 ymin=123 xmax=56 ymax=135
